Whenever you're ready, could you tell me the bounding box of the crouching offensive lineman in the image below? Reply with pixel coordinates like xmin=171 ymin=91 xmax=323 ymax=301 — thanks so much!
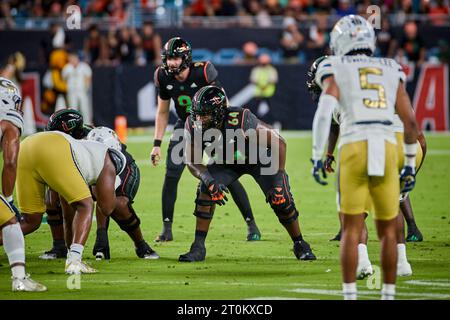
xmin=40 ymin=109 xmax=158 ymax=261
xmin=179 ymin=85 xmax=316 ymax=262
xmin=16 ymin=130 xmax=126 ymax=274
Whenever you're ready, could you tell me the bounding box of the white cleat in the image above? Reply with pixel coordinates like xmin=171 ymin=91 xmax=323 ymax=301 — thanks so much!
xmin=143 ymin=251 xmax=160 ymax=260
xmin=397 ymin=262 xmax=413 ymax=277
xmin=357 ymin=262 xmax=373 ymax=280
xmin=12 ymin=275 xmax=47 ymax=292
xmin=65 ymin=259 xmax=97 ymax=275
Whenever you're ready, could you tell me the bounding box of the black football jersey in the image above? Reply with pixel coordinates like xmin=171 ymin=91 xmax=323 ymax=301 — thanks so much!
xmin=185 ymin=107 xmax=259 ymax=165
xmin=154 ymin=61 xmax=220 ymax=121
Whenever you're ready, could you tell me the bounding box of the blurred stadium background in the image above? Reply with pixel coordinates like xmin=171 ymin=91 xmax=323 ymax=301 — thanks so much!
xmin=0 ymin=0 xmax=449 ymax=134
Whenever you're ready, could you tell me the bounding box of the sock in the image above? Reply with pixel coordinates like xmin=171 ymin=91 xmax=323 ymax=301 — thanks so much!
xmin=163 ymin=221 xmax=172 ymax=233
xmin=162 ymin=176 xmax=180 ymax=223
xmin=69 ymin=243 xmax=84 ymax=262
xmin=342 ymin=282 xmax=357 ymax=300
xmin=291 ymin=235 xmax=304 ymax=243
xmin=53 ymin=239 xmax=66 ymax=249
xmin=381 ymin=284 xmax=396 ymax=300
xmin=358 ymin=243 xmax=370 ymax=264
xmin=397 ymin=243 xmax=408 ymax=264
xmin=228 ymin=180 xmax=255 ymax=222
xmin=96 ymin=228 xmax=109 ymax=245
xmin=194 ymin=230 xmax=207 ymax=246
xmin=2 ymin=223 xmax=26 ymax=279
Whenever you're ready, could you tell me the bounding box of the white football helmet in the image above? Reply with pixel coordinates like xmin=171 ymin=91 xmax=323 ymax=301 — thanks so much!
xmin=87 ymin=126 xmax=122 ymax=151
xmin=330 ymin=15 xmax=376 ymax=56
xmin=0 ymin=77 xmax=22 ymax=111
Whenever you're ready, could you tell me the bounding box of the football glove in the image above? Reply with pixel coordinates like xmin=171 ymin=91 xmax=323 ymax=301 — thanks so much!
xmin=311 ymin=159 xmax=328 ymax=185
xmin=400 ymin=165 xmax=416 ymax=193
xmin=200 ymin=171 xmax=229 ymax=206
xmin=324 ymin=153 xmax=335 ymax=173
xmin=207 ymin=183 xmax=229 ymax=206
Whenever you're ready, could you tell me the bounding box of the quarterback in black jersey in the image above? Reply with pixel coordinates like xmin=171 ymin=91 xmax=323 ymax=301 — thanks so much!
xmin=40 ymin=109 xmax=158 ymax=260
xmin=150 ymin=37 xmax=261 ymax=242
xmin=178 ymin=85 xmax=316 ymax=262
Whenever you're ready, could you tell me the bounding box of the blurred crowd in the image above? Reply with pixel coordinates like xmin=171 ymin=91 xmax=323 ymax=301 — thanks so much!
xmin=1 ymin=0 xmax=449 ymax=28
xmin=1 ymin=1 xmax=448 ymax=68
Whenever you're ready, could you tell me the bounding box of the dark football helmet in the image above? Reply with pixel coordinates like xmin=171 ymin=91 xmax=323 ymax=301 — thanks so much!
xmin=191 ymin=85 xmax=227 ymax=130
xmin=161 ymin=37 xmax=192 ymax=75
xmin=46 ymin=108 xmax=85 ymax=139
xmin=306 ymin=55 xmax=328 ymax=103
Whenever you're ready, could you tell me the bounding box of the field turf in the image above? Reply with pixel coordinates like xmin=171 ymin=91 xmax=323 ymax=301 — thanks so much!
xmin=1 ymin=131 xmax=449 ymax=300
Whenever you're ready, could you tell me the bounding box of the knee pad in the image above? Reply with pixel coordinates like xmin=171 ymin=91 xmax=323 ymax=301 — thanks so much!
xmin=112 ymin=204 xmax=141 ymax=232
xmin=276 ymin=209 xmax=299 ymax=226
xmin=46 ymin=209 xmax=63 ymax=226
xmin=193 ymin=187 xmax=215 ymax=220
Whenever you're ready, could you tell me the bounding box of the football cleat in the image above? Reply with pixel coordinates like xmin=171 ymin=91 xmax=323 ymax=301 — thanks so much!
xmin=179 ymin=243 xmax=206 ymax=262
xmin=293 ymin=240 xmax=317 ymax=261
xmin=397 ymin=262 xmax=413 ymax=277
xmin=65 ymin=259 xmax=97 ymax=275
xmin=39 ymin=246 xmax=67 ymax=260
xmin=154 ymin=230 xmax=173 ymax=242
xmin=247 ymin=232 xmax=261 ymax=241
xmin=135 ymin=241 xmax=160 ymax=259
xmin=329 ymin=229 xmax=342 ymax=241
xmin=12 ymin=275 xmax=47 ymax=292
xmin=357 ymin=262 xmax=373 ymax=280
xmin=247 ymin=222 xmax=261 ymax=241
xmin=406 ymin=226 xmax=423 ymax=242
xmin=93 ymin=246 xmax=110 ymax=260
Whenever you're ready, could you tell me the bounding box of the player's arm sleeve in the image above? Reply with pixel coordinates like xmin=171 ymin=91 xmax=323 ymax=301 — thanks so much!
xmin=242 ymin=109 xmax=259 ymax=132
xmin=312 ymin=93 xmax=338 ymax=161
xmin=204 ymin=61 xmax=219 ymax=84
xmin=154 ymin=67 xmax=170 ymax=100
xmin=315 ymin=57 xmax=334 ymax=90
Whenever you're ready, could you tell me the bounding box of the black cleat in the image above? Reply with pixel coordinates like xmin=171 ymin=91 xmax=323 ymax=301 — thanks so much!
xmin=329 ymin=229 xmax=341 ymax=241
xmin=293 ymin=240 xmax=317 ymax=261
xmin=246 ymin=220 xmax=261 ymax=241
xmin=154 ymin=230 xmax=173 ymax=242
xmin=93 ymin=243 xmax=110 ymax=260
xmin=247 ymin=232 xmax=261 ymax=241
xmin=179 ymin=243 xmax=206 ymax=262
xmin=406 ymin=226 xmax=423 ymax=242
xmin=136 ymin=241 xmax=160 ymax=259
xmin=39 ymin=246 xmax=67 ymax=260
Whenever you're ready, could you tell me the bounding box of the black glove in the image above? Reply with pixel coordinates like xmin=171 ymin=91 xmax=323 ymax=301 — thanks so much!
xmin=311 ymin=159 xmax=328 ymax=186
xmin=266 ymin=170 xmax=288 ymax=207
xmin=200 ymin=171 xmax=229 ymax=206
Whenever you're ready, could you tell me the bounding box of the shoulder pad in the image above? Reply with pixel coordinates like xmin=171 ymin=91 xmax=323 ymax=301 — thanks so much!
xmin=315 ymin=56 xmax=334 ymax=90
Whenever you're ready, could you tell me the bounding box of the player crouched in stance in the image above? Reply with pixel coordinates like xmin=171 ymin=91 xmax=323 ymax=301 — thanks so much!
xmin=179 ymin=85 xmax=316 ymax=262
xmin=41 ymin=109 xmax=158 ymax=260
xmin=0 ymin=77 xmax=46 ymax=291
xmin=310 ymin=15 xmax=419 ymax=299
xmin=16 ymin=127 xmax=126 ymax=274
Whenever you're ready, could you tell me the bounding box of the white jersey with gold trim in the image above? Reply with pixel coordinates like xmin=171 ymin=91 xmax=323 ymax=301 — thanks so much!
xmin=317 ymin=55 xmax=405 ymax=146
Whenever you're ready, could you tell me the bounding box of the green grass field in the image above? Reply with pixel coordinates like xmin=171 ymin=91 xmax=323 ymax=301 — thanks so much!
xmin=1 ymin=131 xmax=450 ymax=300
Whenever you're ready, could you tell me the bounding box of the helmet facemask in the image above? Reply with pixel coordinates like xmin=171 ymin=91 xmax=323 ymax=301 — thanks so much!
xmin=161 ymin=38 xmax=192 ymax=76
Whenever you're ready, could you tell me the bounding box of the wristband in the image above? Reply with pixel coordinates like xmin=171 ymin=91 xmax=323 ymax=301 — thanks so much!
xmin=154 ymin=139 xmax=162 ymax=147
xmin=199 ymin=170 xmax=214 ymax=187
xmin=404 ymin=143 xmax=417 ymax=167
xmin=5 ymin=195 xmax=13 ymax=202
